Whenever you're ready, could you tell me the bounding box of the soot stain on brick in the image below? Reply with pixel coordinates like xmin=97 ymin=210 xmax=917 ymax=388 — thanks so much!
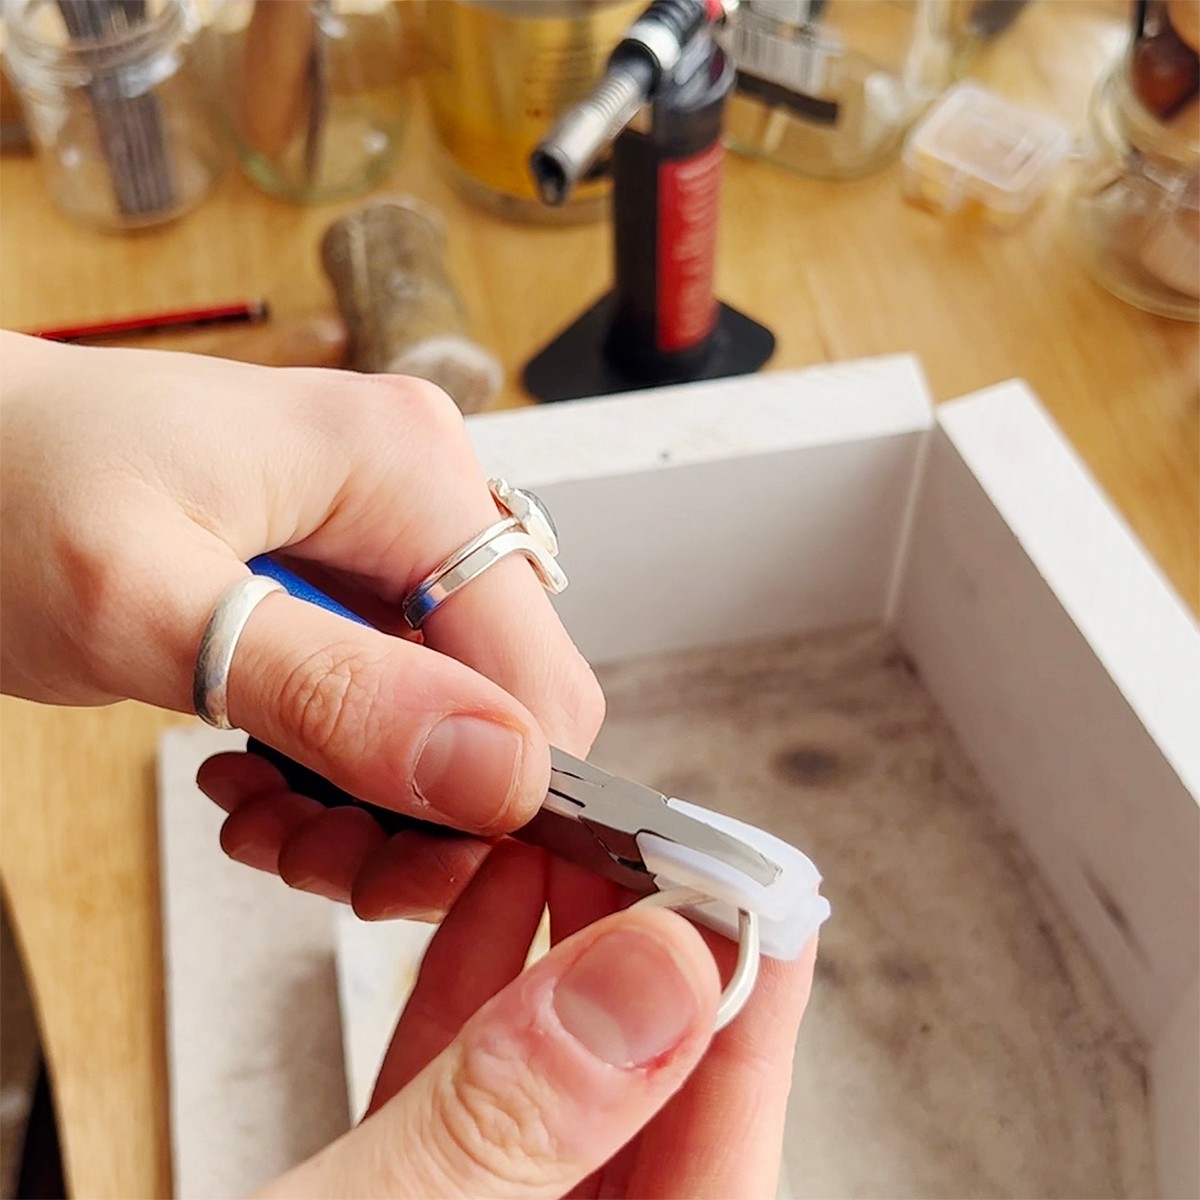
xmin=653 ymin=771 xmax=713 ymax=803
xmin=876 ymin=952 xmax=934 ymax=988
xmin=883 ymin=648 xmax=921 ymax=681
xmin=1081 ymin=862 xmax=1149 ymax=965
xmin=774 ymin=745 xmax=851 ymax=787
xmin=815 ymin=953 xmax=847 ymax=988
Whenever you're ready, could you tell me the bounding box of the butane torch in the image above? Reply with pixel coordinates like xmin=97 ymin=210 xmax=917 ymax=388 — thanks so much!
xmin=522 ymin=0 xmax=775 ymax=404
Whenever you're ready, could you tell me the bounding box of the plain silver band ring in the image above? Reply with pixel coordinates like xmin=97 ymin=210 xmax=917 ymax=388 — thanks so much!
xmin=422 ymin=515 xmax=521 ymax=580
xmin=403 ymin=514 xmax=519 ymax=629
xmin=403 ymin=525 xmax=563 ymax=629
xmin=193 ymin=576 xmax=284 ymax=730
xmin=633 ymin=886 xmax=761 ymax=1030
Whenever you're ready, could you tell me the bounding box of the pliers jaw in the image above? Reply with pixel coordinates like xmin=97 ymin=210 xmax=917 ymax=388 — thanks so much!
xmin=518 ymin=748 xmax=782 ymax=897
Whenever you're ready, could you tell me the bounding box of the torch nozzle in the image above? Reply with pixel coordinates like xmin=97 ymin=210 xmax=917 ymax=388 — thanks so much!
xmin=530 ymin=66 xmax=651 ymax=207
xmin=530 ymin=0 xmax=715 ymax=205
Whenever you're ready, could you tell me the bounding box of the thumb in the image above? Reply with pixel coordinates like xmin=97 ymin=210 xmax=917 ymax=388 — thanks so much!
xmin=224 ymin=580 xmax=552 ymax=835
xmin=129 ymin=531 xmax=552 ymax=836
xmin=260 ymin=908 xmax=721 ymax=1200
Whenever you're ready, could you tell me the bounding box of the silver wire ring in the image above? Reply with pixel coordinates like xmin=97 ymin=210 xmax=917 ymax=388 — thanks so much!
xmin=401 ymin=516 xmax=518 ymax=627
xmin=402 ymin=479 xmax=567 ymax=629
xmin=193 ymin=576 xmax=284 ymax=730
xmin=633 ymin=886 xmax=761 ymax=1030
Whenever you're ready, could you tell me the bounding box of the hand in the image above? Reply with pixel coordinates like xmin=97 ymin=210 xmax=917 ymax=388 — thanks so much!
xmin=0 ymin=332 xmax=604 ymax=911
xmin=1 ymin=333 xmax=816 ymax=1196
xmin=261 ymin=840 xmax=816 ymax=1199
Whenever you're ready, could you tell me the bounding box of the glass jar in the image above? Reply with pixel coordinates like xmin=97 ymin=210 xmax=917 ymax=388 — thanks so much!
xmin=721 ymin=0 xmax=959 ymax=179
xmin=203 ymin=0 xmax=410 ymax=204
xmin=3 ymin=0 xmax=222 ymax=230
xmin=423 ymin=0 xmax=644 ymax=224
xmin=1072 ymin=61 xmax=1199 ymax=321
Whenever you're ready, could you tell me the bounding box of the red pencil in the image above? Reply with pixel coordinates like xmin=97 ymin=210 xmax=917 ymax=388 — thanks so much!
xmin=27 ymin=299 xmax=269 ymax=343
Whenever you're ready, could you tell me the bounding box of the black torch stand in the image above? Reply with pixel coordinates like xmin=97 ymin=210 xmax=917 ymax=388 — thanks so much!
xmin=523 ymin=40 xmax=774 ymax=404
xmin=523 ymin=296 xmax=774 ymax=404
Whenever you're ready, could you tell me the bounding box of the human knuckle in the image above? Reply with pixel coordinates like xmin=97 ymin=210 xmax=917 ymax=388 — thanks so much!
xmin=56 ymin=522 xmax=119 ymax=626
xmin=287 ymin=373 xmax=359 ymax=438
xmin=52 ymin=519 xmax=139 ymax=687
xmin=432 ymin=1046 xmax=562 ymax=1188
xmin=369 ymin=374 xmax=464 ymax=441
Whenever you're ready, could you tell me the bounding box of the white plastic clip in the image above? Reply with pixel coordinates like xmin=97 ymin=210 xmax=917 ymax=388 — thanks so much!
xmin=637 ymin=801 xmax=831 ymax=961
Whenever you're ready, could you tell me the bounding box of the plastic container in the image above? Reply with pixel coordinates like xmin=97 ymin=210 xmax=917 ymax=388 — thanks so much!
xmin=901 ymin=82 xmax=1072 ymax=231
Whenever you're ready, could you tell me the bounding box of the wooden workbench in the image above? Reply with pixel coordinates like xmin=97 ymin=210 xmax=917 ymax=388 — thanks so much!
xmin=1 ymin=4 xmax=1196 ymax=1195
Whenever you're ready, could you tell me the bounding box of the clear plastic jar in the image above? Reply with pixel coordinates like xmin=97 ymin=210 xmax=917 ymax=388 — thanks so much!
xmin=204 ymin=0 xmax=410 ymax=204
xmin=1071 ymin=61 xmax=1199 ymax=321
xmin=4 ymin=0 xmax=222 ymax=230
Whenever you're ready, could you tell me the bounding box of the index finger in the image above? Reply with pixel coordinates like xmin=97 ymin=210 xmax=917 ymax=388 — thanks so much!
xmin=422 ymin=551 xmax=604 ymax=756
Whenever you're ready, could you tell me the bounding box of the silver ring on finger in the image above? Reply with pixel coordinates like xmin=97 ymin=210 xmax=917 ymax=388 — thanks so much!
xmin=193 ymin=575 xmax=284 ymax=730
xmin=402 ymin=478 xmax=567 ymax=629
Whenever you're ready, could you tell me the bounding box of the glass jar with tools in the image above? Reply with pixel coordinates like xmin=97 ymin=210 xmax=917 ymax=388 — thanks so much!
xmin=203 ymin=0 xmax=410 ymax=203
xmin=423 ymin=0 xmax=644 ymax=223
xmin=721 ymin=0 xmax=1025 ymax=179
xmin=3 ymin=0 xmax=222 ymax=230
xmin=1071 ymin=3 xmax=1199 ymax=321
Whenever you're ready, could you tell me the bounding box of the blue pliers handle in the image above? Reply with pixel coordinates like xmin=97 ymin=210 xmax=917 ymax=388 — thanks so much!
xmin=241 ymin=557 xmax=780 ymax=898
xmin=244 ymin=556 xmax=449 ymax=839
xmin=246 ymin=554 xmax=369 ymax=628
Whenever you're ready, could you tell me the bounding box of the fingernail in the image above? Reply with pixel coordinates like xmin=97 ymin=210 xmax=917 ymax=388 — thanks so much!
xmin=224 ymin=838 xmax=279 ymax=874
xmin=553 ymin=929 xmax=702 ymax=1068
xmin=414 ymin=715 xmax=525 ymax=830
xmin=287 ymin=874 xmax=351 ymax=903
xmin=197 ymin=774 xmax=241 ymax=813
xmin=363 ymin=905 xmax=443 ymax=924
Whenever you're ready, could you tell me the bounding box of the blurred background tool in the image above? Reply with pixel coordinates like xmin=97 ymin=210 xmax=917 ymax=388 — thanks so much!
xmin=524 ymin=0 xmax=775 ymax=403
xmin=29 ymin=299 xmax=268 ymax=343
xmin=236 ymin=0 xmax=328 ymax=182
xmin=1 ymin=896 xmax=65 ymax=1200
xmin=0 ymin=62 xmax=31 ymax=151
xmin=21 ymin=310 xmax=347 ymax=369
xmin=423 ymin=0 xmax=643 ymax=223
xmin=1072 ymin=0 xmax=1199 ymax=320
xmin=320 ymin=196 xmax=501 ymax=414
xmin=202 ymin=0 xmax=412 ymax=203
xmin=170 ymin=312 xmax=348 ymax=369
xmin=2 ymin=0 xmax=221 ymax=230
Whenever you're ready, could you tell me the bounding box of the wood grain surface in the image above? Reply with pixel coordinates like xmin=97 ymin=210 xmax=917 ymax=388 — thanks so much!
xmin=0 ymin=2 xmax=1196 ymax=1195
